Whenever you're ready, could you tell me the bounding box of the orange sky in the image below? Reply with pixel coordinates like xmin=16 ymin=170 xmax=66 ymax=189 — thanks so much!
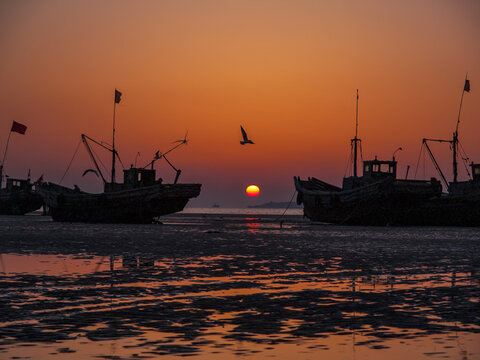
xmin=1 ymin=0 xmax=479 ymax=206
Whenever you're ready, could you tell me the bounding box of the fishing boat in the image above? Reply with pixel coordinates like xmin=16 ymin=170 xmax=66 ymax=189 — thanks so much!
xmin=38 ymin=90 xmax=201 ymax=223
xmin=294 ymin=90 xmax=442 ymax=225
xmin=0 ymin=177 xmax=44 ymax=215
xmin=0 ymin=121 xmax=44 ymax=215
xmin=38 ymin=170 xmax=201 ymax=223
xmin=412 ymin=77 xmax=480 ymax=226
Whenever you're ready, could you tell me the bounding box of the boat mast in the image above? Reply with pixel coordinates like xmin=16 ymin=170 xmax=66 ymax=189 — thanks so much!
xmin=0 ymin=131 xmax=12 ymax=189
xmin=112 ymin=89 xmax=122 ymax=183
xmin=351 ymin=89 xmax=360 ymax=177
xmin=112 ymin=95 xmax=116 ymax=184
xmin=453 ymin=75 xmax=469 ymax=184
xmin=1 ymin=121 xmax=26 ymax=188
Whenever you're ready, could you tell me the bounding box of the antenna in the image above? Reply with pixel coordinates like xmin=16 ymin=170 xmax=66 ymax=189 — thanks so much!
xmin=134 ymin=152 xmax=140 ymax=167
xmin=112 ymin=89 xmax=122 ymax=184
xmin=355 ymin=89 xmax=359 ymax=139
xmin=351 ymin=89 xmax=360 ymax=177
xmin=392 ymin=147 xmax=402 ymax=161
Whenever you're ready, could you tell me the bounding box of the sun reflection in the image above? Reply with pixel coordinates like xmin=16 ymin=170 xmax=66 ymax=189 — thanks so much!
xmin=245 ymin=216 xmax=260 ymax=233
xmin=246 ymin=222 xmax=259 ymax=233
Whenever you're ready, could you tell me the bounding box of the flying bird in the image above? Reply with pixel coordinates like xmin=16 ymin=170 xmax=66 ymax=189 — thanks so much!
xmin=240 ymin=126 xmax=254 ymax=145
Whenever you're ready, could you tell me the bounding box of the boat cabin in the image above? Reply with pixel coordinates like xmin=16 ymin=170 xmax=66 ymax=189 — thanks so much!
xmin=4 ymin=178 xmax=32 ymax=192
xmin=363 ymin=158 xmax=397 ymax=180
xmin=342 ymin=157 xmax=397 ymax=190
xmin=123 ymin=167 xmax=156 ymax=188
xmin=104 ymin=167 xmax=162 ymax=192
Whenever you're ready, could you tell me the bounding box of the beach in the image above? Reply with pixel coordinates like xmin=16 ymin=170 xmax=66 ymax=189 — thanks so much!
xmin=0 ymin=211 xmax=479 ymax=359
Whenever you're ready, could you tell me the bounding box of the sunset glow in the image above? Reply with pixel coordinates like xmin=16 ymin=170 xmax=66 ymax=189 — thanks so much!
xmin=246 ymin=185 xmax=260 ymax=197
xmin=0 ymin=1 xmax=479 ymax=207
xmin=0 ymin=3 xmax=479 ymax=360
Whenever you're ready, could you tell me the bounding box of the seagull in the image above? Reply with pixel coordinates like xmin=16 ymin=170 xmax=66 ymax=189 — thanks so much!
xmin=154 ymin=150 xmax=162 ymax=159
xmin=240 ymin=126 xmax=254 ymax=145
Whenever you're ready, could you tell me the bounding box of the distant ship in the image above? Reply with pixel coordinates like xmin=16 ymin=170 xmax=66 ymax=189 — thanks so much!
xmin=294 ymin=90 xmax=442 ymax=225
xmin=38 ymin=90 xmax=201 ymax=223
xmin=0 ymin=121 xmax=43 ymax=215
xmin=212 ymin=203 xmax=220 ymax=208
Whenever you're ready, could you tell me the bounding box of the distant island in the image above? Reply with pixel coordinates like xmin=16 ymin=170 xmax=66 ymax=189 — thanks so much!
xmin=248 ymin=201 xmax=301 ymax=209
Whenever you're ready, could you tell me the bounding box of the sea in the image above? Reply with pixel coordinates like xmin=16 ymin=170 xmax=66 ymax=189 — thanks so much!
xmin=0 ymin=208 xmax=479 ymax=360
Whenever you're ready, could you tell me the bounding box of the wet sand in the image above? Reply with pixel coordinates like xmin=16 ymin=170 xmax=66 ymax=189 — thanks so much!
xmin=0 ymin=213 xmax=479 ymax=359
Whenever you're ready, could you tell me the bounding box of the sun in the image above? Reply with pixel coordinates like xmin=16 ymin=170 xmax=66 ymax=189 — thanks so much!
xmin=246 ymin=185 xmax=260 ymax=197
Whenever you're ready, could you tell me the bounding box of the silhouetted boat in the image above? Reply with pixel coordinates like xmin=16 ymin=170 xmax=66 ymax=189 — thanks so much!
xmin=411 ymin=77 xmax=480 ymax=226
xmin=39 ymin=169 xmax=201 ymax=223
xmin=0 ymin=178 xmax=43 ymax=215
xmin=0 ymin=121 xmax=44 ymax=215
xmin=294 ymin=90 xmax=442 ymax=225
xmin=412 ymin=170 xmax=480 ymax=226
xmin=38 ymin=90 xmax=201 ymax=223
xmin=294 ymin=160 xmax=442 ymax=225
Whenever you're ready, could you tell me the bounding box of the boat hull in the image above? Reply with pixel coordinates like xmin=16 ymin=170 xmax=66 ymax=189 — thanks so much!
xmin=410 ymin=193 xmax=480 ymax=226
xmin=0 ymin=190 xmax=44 ymax=215
xmin=38 ymin=183 xmax=201 ymax=223
xmin=294 ymin=176 xmax=443 ymax=226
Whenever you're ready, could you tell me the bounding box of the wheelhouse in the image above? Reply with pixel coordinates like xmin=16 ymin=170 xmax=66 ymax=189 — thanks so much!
xmin=104 ymin=167 xmax=160 ymax=192
xmin=363 ymin=157 xmax=397 ymax=180
xmin=5 ymin=178 xmax=32 ymax=192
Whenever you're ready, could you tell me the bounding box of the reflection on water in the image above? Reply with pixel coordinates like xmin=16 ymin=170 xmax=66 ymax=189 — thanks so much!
xmin=246 ymin=216 xmax=260 ymax=233
xmin=0 ymin=213 xmax=479 ymax=359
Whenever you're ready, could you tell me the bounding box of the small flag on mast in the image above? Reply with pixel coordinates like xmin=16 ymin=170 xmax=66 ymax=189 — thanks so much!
xmin=115 ymin=89 xmax=122 ymax=104
xmin=464 ymin=79 xmax=470 ymax=93
xmin=11 ymin=121 xmax=27 ymax=135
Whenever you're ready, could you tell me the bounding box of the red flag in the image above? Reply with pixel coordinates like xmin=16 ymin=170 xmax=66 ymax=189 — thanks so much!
xmin=115 ymin=89 xmax=122 ymax=104
xmin=464 ymin=79 xmax=470 ymax=93
xmin=11 ymin=121 xmax=27 ymax=135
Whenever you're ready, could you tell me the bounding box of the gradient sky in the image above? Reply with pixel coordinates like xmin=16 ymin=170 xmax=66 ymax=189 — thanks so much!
xmin=1 ymin=0 xmax=479 ymax=207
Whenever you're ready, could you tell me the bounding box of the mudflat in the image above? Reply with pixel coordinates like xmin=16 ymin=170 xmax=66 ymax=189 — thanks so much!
xmin=0 ymin=213 xmax=479 ymax=359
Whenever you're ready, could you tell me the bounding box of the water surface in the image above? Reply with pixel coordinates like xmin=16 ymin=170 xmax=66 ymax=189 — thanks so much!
xmin=0 ymin=211 xmax=479 ymax=359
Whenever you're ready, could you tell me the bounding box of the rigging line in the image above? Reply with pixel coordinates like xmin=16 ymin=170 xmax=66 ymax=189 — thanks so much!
xmin=273 ymin=189 xmax=297 ymax=223
xmin=348 ymin=151 xmax=353 ymax=177
xmin=115 ymin=151 xmax=126 ymax=170
xmin=458 ymin=142 xmax=472 ymax=178
xmin=461 ymin=160 xmax=471 ymax=179
xmin=423 ymin=144 xmax=426 ymax=180
xmin=458 ymin=145 xmax=469 ymax=162
xmin=413 ymin=143 xmax=424 ymax=180
xmin=59 ymin=138 xmax=82 ymax=184
xmin=344 ymin=145 xmax=353 ymax=177
xmin=359 ymin=141 xmax=363 ymax=162
xmin=90 ymin=146 xmax=110 ymax=176
xmin=458 ymin=140 xmax=470 ymax=161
